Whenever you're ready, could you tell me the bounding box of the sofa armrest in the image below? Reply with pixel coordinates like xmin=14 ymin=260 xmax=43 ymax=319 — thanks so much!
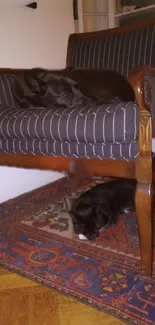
xmin=128 ymin=65 xmax=155 ymax=112
xmin=128 ymin=65 xmax=153 ymax=160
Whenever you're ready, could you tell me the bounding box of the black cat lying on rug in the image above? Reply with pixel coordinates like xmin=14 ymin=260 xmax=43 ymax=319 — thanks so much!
xmin=13 ymin=68 xmax=135 ymax=108
xmin=70 ymin=179 xmax=137 ymax=241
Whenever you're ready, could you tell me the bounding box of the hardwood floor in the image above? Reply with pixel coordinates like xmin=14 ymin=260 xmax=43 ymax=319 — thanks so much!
xmin=0 ymin=267 xmax=125 ymax=325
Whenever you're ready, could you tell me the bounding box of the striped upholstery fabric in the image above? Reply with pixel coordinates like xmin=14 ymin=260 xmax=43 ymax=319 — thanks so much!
xmin=0 ymin=73 xmax=16 ymax=107
xmin=71 ymin=25 xmax=155 ymax=77
xmin=0 ymin=102 xmax=139 ymax=161
xmin=0 ymin=103 xmax=138 ymax=144
xmin=0 ymin=139 xmax=138 ymax=161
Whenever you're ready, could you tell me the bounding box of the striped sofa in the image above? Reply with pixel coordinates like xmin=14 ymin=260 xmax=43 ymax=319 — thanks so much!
xmin=0 ymin=22 xmax=155 ymax=161
xmin=0 ymin=80 xmax=138 ymax=160
xmin=0 ymin=18 xmax=155 ymax=277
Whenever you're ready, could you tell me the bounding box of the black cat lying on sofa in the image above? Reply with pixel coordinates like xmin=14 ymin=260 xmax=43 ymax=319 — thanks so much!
xmin=13 ymin=67 xmax=135 ymax=108
xmin=13 ymin=67 xmax=90 ymax=108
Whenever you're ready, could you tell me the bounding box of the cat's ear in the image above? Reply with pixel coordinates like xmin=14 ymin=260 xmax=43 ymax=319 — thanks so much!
xmin=24 ymin=70 xmax=42 ymax=93
xmin=26 ymin=75 xmax=41 ymax=93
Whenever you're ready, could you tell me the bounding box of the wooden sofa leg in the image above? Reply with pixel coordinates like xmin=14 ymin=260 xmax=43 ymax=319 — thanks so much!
xmin=135 ymin=181 xmax=154 ymax=277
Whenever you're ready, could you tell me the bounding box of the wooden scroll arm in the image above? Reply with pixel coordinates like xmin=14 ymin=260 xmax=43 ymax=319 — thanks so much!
xmin=128 ymin=64 xmax=155 ymax=112
xmin=128 ymin=65 xmax=154 ymax=158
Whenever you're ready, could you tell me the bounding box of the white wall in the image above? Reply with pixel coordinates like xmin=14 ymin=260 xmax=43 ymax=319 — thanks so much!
xmin=0 ymin=0 xmax=74 ymax=203
xmin=0 ymin=0 xmax=74 ymax=68
xmin=0 ymin=168 xmax=65 ymax=203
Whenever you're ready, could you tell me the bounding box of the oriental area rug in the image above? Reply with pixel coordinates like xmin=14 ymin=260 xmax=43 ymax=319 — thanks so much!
xmin=0 ymin=176 xmax=155 ymax=325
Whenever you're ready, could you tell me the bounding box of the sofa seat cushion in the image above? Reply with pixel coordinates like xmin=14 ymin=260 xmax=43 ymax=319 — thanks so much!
xmin=0 ymin=138 xmax=138 ymax=161
xmin=0 ymin=101 xmax=139 ymax=145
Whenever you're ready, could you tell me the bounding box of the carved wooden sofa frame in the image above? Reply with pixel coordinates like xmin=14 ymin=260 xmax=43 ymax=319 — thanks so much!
xmin=1 ymin=18 xmax=155 ymax=277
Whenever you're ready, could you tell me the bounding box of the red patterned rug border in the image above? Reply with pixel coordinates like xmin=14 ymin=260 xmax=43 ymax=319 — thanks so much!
xmin=0 ymin=259 xmax=141 ymax=325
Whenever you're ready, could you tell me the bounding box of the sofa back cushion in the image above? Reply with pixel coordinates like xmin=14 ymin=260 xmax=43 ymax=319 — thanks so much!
xmin=0 ymin=73 xmax=17 ymax=107
xmin=70 ymin=25 xmax=155 ymax=77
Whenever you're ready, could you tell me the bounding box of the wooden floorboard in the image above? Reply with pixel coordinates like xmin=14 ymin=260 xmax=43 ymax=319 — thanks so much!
xmin=0 ymin=267 xmax=125 ymax=325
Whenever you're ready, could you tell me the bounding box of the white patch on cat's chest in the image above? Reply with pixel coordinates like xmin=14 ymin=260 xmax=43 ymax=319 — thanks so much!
xmin=79 ymin=234 xmax=88 ymax=240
